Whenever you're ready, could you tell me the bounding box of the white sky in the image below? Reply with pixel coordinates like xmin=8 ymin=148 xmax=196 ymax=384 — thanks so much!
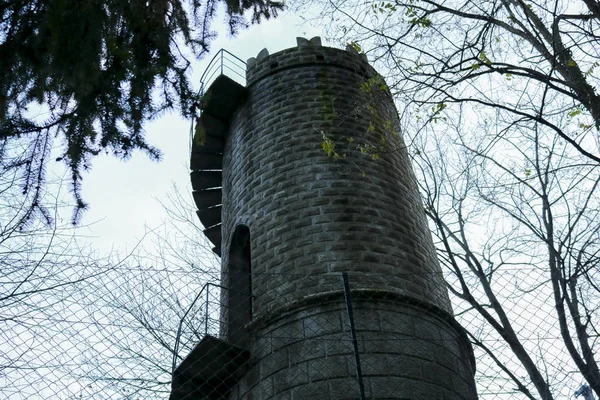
xmin=77 ymin=9 xmax=324 ymax=254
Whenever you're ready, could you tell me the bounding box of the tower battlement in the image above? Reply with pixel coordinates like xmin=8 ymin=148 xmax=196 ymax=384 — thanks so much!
xmin=245 ymin=37 xmax=374 ymax=86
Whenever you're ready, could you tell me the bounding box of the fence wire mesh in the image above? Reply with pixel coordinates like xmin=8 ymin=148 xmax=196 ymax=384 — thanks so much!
xmin=2 ymin=263 xmax=597 ymax=399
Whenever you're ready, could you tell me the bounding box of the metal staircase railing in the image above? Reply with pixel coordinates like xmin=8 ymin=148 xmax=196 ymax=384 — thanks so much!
xmin=171 ymin=281 xmax=255 ymax=373
xmin=172 ymin=282 xmax=223 ymax=373
xmin=189 ymin=49 xmax=246 ymax=154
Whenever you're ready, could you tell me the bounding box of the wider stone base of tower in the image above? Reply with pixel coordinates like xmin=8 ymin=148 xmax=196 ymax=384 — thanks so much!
xmin=227 ymin=293 xmax=476 ymax=400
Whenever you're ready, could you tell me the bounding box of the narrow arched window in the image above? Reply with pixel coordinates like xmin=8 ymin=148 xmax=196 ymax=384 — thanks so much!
xmin=226 ymin=225 xmax=252 ymax=348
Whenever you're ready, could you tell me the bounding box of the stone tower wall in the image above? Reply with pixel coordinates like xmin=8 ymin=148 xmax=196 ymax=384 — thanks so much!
xmin=222 ymin=44 xmax=451 ymax=318
xmin=216 ymin=41 xmax=477 ymax=399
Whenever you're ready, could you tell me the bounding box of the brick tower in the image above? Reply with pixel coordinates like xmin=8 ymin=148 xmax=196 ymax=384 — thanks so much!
xmin=171 ymin=38 xmax=478 ymax=400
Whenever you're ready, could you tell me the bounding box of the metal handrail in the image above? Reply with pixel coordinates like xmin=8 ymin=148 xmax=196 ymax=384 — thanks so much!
xmin=189 ymin=49 xmax=246 ymax=155
xmin=171 ymin=281 xmax=255 ymax=373
xmin=198 ymin=49 xmax=246 ymax=96
xmin=172 ymin=282 xmax=221 ymax=373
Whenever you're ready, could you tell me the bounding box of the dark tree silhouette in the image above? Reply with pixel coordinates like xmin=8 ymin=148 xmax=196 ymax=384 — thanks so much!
xmin=0 ymin=0 xmax=282 ymax=222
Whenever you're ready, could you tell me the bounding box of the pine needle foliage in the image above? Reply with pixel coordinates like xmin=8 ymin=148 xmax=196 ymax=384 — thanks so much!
xmin=0 ymin=0 xmax=282 ymax=223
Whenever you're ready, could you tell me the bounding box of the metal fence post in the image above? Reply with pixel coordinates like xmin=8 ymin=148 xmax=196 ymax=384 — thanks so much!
xmin=220 ymin=50 xmax=224 ymax=75
xmin=342 ymin=272 xmax=366 ymax=400
xmin=205 ymin=284 xmax=210 ymax=335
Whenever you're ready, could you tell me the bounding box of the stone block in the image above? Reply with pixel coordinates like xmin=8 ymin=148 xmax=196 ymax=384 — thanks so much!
xmin=291 ymin=380 xmax=329 ymax=398
xmin=361 ymin=332 xmax=403 ymax=354
xmin=360 ymin=353 xmax=422 ymax=380
xmin=402 ymin=338 xmax=437 ymax=361
xmin=368 ymin=376 xmax=412 ymax=399
xmin=272 ymin=362 xmax=309 ymax=392
xmin=303 ymin=310 xmax=343 ymax=338
xmin=287 ymin=338 xmax=327 ymax=363
xmin=307 ymin=355 xmax=350 ymax=381
xmin=268 ymin=320 xmax=305 ymax=350
xmin=351 ymin=307 xmax=381 ymax=331
xmin=421 ymin=360 xmax=454 ymax=390
xmin=327 ymin=378 xmax=365 ymax=399
xmin=409 ymin=380 xmax=445 ymax=400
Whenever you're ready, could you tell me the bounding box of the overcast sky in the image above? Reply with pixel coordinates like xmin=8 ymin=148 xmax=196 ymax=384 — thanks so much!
xmin=76 ymin=8 xmax=325 ymax=255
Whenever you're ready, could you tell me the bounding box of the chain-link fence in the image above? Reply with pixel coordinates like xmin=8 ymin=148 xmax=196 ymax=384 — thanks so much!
xmin=2 ymin=263 xmax=597 ymax=399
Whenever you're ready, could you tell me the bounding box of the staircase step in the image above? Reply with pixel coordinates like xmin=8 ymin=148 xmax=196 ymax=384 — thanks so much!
xmin=192 ymin=189 xmax=222 ymax=211
xmin=191 ymin=171 xmax=222 ymax=191
xmin=190 ymin=153 xmax=223 ymax=170
xmin=203 ymin=224 xmax=221 ymax=247
xmin=200 ymin=75 xmax=248 ymax=120
xmin=192 ymin=135 xmax=225 ymax=153
xmin=196 ymin=206 xmax=222 ymax=229
xmin=197 ymin=114 xmax=227 ymax=138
